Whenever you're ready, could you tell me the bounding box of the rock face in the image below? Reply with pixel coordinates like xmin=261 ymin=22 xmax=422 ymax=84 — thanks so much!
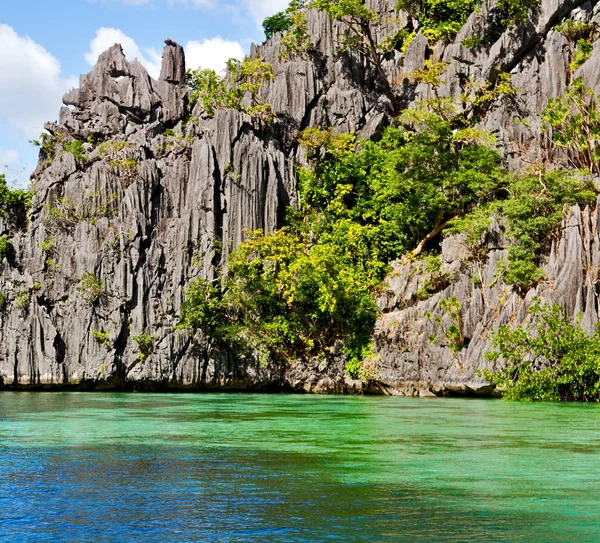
xmin=374 ymin=201 xmax=600 ymax=396
xmin=1 ymin=0 xmax=600 ymax=393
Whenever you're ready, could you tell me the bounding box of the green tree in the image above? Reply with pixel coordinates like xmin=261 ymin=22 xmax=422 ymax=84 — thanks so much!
xmin=263 ymin=10 xmax=292 ymax=40
xmin=186 ymin=56 xmax=275 ymax=125
xmin=263 ymin=0 xmax=312 ymax=60
xmin=396 ymin=0 xmax=480 ymax=42
xmin=406 ymin=60 xmax=516 ymax=130
xmin=186 ymin=68 xmax=227 ymax=116
xmin=556 ymin=19 xmax=597 ymax=73
xmin=485 ymin=300 xmax=600 ymax=402
xmin=299 ymin=118 xmax=504 ymax=260
xmin=78 ymin=272 xmax=105 ymax=305
xmin=542 ymin=78 xmax=600 ymax=174
xmin=279 ymin=1 xmax=312 ymax=60
xmin=132 ymin=333 xmax=154 ymax=362
xmin=180 ymin=229 xmax=379 ymax=371
xmin=494 ymin=0 xmax=540 ymax=27
xmin=0 ymin=174 xmax=31 ymax=218
xmin=500 ymin=170 xmax=595 ymax=290
xmin=179 ymin=278 xmax=229 ymax=346
xmin=451 ymin=168 xmax=596 ymax=291
xmin=0 ymin=234 xmax=14 ymax=261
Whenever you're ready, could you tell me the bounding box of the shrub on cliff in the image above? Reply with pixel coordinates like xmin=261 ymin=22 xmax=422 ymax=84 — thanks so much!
xmin=299 ymin=117 xmax=505 ymax=260
xmin=451 ymin=169 xmax=596 ymax=290
xmin=396 ymin=0 xmax=480 ymax=42
xmin=186 ymin=56 xmax=275 ymax=126
xmin=180 ymin=228 xmax=378 ymax=370
xmin=0 ymin=235 xmax=14 ymax=261
xmin=542 ymin=78 xmax=600 ymax=175
xmin=0 ymin=174 xmax=31 ymax=222
xmin=263 ymin=10 xmax=292 ymax=40
xmin=484 ymin=300 xmax=600 ymax=402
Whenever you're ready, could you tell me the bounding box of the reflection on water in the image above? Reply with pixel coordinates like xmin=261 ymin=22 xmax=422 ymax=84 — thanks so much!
xmin=1 ymin=393 xmax=600 ymax=542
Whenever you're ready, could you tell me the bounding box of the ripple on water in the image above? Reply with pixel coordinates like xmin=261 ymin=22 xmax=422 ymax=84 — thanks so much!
xmin=1 ymin=393 xmax=600 ymax=542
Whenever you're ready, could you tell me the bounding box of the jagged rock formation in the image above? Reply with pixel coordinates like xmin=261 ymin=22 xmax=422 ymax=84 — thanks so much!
xmin=1 ymin=0 xmax=600 ymax=393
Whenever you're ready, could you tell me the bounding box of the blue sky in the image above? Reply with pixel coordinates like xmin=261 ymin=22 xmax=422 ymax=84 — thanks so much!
xmin=0 ymin=0 xmax=287 ymax=185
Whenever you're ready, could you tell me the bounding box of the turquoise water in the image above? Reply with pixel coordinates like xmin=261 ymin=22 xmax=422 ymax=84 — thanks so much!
xmin=1 ymin=393 xmax=600 ymax=542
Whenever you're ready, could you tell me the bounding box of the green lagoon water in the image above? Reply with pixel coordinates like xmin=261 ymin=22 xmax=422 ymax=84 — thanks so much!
xmin=1 ymin=393 xmax=599 ymax=542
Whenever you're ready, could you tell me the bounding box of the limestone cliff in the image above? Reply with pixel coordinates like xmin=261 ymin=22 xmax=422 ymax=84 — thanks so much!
xmin=1 ymin=0 xmax=599 ymax=393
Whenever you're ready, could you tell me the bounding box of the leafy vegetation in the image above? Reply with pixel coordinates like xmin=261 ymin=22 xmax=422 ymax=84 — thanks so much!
xmin=0 ymin=235 xmax=14 ymax=261
xmin=32 ymin=132 xmax=88 ymax=164
xmin=414 ymin=255 xmax=450 ymax=300
xmin=14 ymin=289 xmax=30 ymax=311
xmin=279 ymin=0 xmax=312 ymax=60
xmin=452 ymin=169 xmax=596 ymax=290
xmin=493 ymin=0 xmax=539 ymax=27
xmin=92 ymin=330 xmax=111 ymax=347
xmin=181 ymin=228 xmax=379 ymax=370
xmin=396 ymin=0 xmax=480 ymax=42
xmin=110 ymin=157 xmax=139 ymax=185
xmin=484 ymin=300 xmax=600 ymax=402
xmin=410 ymin=64 xmax=595 ymax=290
xmin=263 ymin=0 xmax=312 ymax=60
xmin=0 ymin=174 xmax=31 ymax=220
xmin=39 ymin=237 xmax=57 ymax=256
xmin=78 ymin=272 xmax=105 ymax=305
xmin=177 ymin=22 xmax=598 ymax=383
xmin=299 ymin=119 xmax=504 ymax=259
xmin=556 ymin=19 xmax=597 ymax=72
xmin=263 ymin=10 xmax=293 ymax=40
xmin=62 ymin=139 xmax=88 ymax=162
xmin=425 ymin=296 xmax=464 ymax=355
xmin=43 ymin=193 xmax=117 ymax=232
xmin=186 ymin=56 xmax=275 ymax=125
xmin=180 ymin=82 xmax=597 ymax=372
xmin=181 ymin=114 xmax=504 ymax=374
xmin=98 ymin=140 xmax=131 ymax=158
xmin=30 ymin=132 xmax=57 ymax=168
xmin=132 ymin=333 xmax=154 ymax=362
xmin=406 ymin=60 xmax=516 ymax=130
xmin=542 ymin=78 xmax=600 ymax=174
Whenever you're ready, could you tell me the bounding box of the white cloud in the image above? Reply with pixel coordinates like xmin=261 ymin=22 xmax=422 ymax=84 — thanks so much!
xmin=85 ymin=27 xmax=162 ymax=79
xmin=84 ymin=29 xmax=244 ymax=80
xmin=243 ymin=0 xmax=290 ymax=27
xmin=184 ymin=37 xmax=246 ymax=74
xmin=0 ymin=24 xmax=76 ymax=140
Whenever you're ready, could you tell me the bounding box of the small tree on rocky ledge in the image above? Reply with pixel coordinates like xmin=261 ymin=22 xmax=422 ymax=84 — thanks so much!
xmin=542 ymin=77 xmax=600 ymax=175
xmin=186 ymin=56 xmax=275 ymax=128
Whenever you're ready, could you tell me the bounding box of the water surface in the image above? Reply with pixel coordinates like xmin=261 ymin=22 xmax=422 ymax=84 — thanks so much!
xmin=1 ymin=393 xmax=599 ymax=542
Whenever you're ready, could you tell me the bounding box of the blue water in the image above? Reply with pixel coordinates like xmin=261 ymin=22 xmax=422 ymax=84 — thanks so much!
xmin=1 ymin=393 xmax=600 ymax=542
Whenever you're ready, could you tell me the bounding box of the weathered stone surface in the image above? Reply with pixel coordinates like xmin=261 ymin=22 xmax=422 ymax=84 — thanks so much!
xmin=1 ymin=0 xmax=600 ymax=394
xmin=373 ymin=197 xmax=600 ymax=396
